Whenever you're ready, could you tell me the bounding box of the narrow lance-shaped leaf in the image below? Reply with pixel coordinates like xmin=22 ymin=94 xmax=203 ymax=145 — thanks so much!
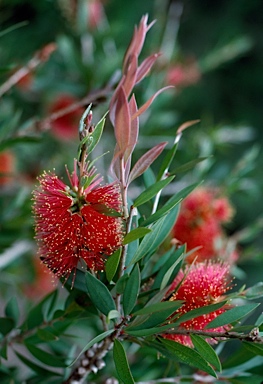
xmin=129 ymin=206 xmax=179 ymax=265
xmin=5 ymin=296 xmax=19 ymax=326
xmin=79 ymin=104 xmax=92 ymax=136
xmin=122 ymin=54 xmax=138 ymax=99
xmin=114 ymin=86 xmax=131 ymax=156
xmin=124 ymin=94 xmax=139 ymax=164
xmin=123 ymin=227 xmax=152 ymax=245
xmin=136 ymin=53 xmax=161 ymax=84
xmin=242 ymin=283 xmax=263 ymax=300
xmin=161 ymin=339 xmax=217 ymax=378
xmin=132 ymin=86 xmax=173 ymax=120
xmin=123 ymin=15 xmax=153 ymax=73
xmin=243 ymin=341 xmax=263 ymax=357
xmin=128 ymin=142 xmax=168 ymax=184
xmin=206 ymin=303 xmax=260 ymax=329
xmin=176 ymin=119 xmax=200 ymax=135
xmin=85 ymin=272 xmax=116 ymax=316
xmin=68 ymin=329 xmax=114 ymax=367
xmin=174 ymin=301 xmax=228 ymax=326
xmin=133 ymin=175 xmax=174 ymax=207
xmin=152 ymin=245 xmax=185 ymax=290
xmin=160 ymin=251 xmax=185 ymax=290
xmin=123 ymin=264 xmax=141 ymax=315
xmin=140 ymin=181 xmax=201 ymax=227
xmin=105 ymin=249 xmax=121 ymax=282
xmin=25 ymin=343 xmax=67 ymax=367
xmin=156 ymin=142 xmax=179 ymax=182
xmin=191 ymin=334 xmax=222 ymax=372
xmin=169 ymin=156 xmax=210 ymax=176
xmin=113 ymin=339 xmax=135 ymax=384
xmin=87 ymin=113 xmax=107 ymax=154
xmin=15 ymin=350 xmax=60 ymax=377
xmin=127 ymin=303 xmax=184 ymax=331
xmin=133 ymin=301 xmax=184 ymax=316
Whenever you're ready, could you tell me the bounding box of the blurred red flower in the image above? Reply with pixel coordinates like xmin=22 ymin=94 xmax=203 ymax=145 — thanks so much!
xmin=163 ymin=261 xmax=232 ymax=347
xmin=33 ymin=161 xmax=124 ymax=281
xmin=172 ymin=187 xmax=236 ymax=263
xmin=166 ymin=61 xmax=201 ymax=89
xmin=0 ymin=151 xmax=15 ymax=186
xmin=49 ymin=94 xmax=84 ymax=140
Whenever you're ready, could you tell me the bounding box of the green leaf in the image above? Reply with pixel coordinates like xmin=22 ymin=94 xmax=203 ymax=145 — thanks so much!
xmin=0 ymin=137 xmax=40 ymax=151
xmin=169 ymin=157 xmax=210 ymax=175
xmin=68 ymin=329 xmax=114 ymax=367
xmin=243 ymin=341 xmax=263 ymax=357
xmin=255 ymin=312 xmax=263 ymax=326
xmin=25 ymin=344 xmax=67 ymax=367
xmin=160 ymin=252 xmax=185 ymax=291
xmin=87 ymin=113 xmax=107 ymax=154
xmin=242 ymin=283 xmax=263 ymax=300
xmin=161 ymin=339 xmax=217 ymax=377
xmin=133 ymin=301 xmax=183 ymax=316
xmin=133 ymin=176 xmax=175 ymax=207
xmin=46 ymin=290 xmax=58 ymax=321
xmin=123 ymin=264 xmax=141 ymax=315
xmin=152 ymin=246 xmax=185 ymax=290
xmin=64 ymin=269 xmax=87 ymax=292
xmin=15 ymin=350 xmax=60 ymax=377
xmin=175 ymin=301 xmax=228 ymax=325
xmin=85 ymin=272 xmax=116 ymax=316
xmin=127 ymin=302 xmax=183 ymax=332
xmin=129 ymin=206 xmax=179 ymax=265
xmin=5 ymin=297 xmax=19 ymax=326
xmin=123 ymin=227 xmax=152 ymax=245
xmin=191 ymin=334 xmax=221 ymax=371
xmin=140 ymin=182 xmax=201 ymax=227
xmin=113 ymin=340 xmax=135 ymax=384
xmin=105 ymin=249 xmax=121 ymax=282
xmin=0 ymin=317 xmax=15 ymax=336
xmin=107 ymin=310 xmax=121 ymax=322
xmin=206 ymin=303 xmax=260 ymax=329
xmin=37 ymin=329 xmax=58 ymax=342
xmin=157 ymin=142 xmax=179 ymax=181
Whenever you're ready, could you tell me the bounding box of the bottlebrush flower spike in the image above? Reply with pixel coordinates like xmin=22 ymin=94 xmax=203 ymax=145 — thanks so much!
xmin=163 ymin=261 xmax=232 ymax=347
xmin=33 ymin=161 xmax=124 ymax=281
xmin=172 ymin=187 xmax=235 ymax=263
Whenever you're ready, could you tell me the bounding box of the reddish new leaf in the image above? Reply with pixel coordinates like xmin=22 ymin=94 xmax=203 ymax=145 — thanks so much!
xmin=177 ymin=119 xmax=200 ymax=134
xmin=123 ymin=15 xmax=154 ymax=73
xmin=136 ymin=53 xmax=161 ymax=84
xmin=122 ymin=54 xmax=138 ymax=99
xmin=128 ymin=142 xmax=167 ymax=184
xmin=132 ymin=86 xmax=173 ymax=120
xmin=124 ymin=95 xmax=139 ymax=162
xmin=114 ymin=86 xmax=131 ymax=156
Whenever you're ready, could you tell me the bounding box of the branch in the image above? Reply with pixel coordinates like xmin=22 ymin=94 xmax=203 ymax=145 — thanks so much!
xmin=0 ymin=43 xmax=56 ymax=98
xmin=19 ymin=86 xmax=113 ymax=137
xmin=163 ymin=327 xmax=263 ymax=343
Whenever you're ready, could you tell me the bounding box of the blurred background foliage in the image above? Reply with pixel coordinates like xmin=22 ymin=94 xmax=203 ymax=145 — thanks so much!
xmin=0 ymin=0 xmax=263 ymax=380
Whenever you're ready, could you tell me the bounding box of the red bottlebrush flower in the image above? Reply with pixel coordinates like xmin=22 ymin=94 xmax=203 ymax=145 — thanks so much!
xmin=166 ymin=61 xmax=201 ymax=89
xmin=172 ymin=187 xmax=235 ymax=263
xmin=33 ymin=161 xmax=124 ymax=280
xmin=0 ymin=151 xmax=15 ymax=186
xmin=49 ymin=94 xmax=84 ymax=141
xmin=163 ymin=261 xmax=232 ymax=347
